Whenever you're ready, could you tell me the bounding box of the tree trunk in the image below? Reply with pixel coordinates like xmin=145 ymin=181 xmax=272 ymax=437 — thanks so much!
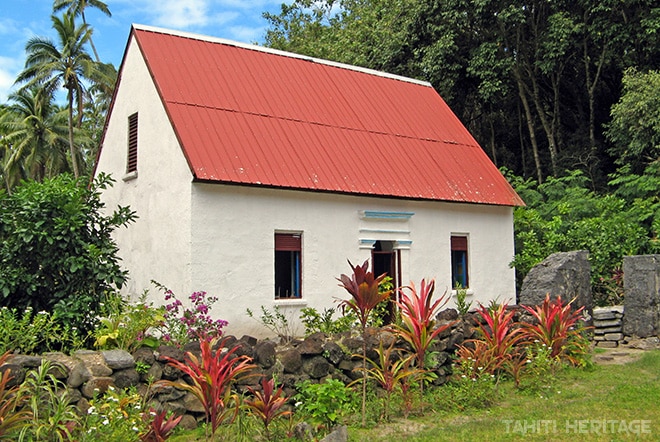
xmin=584 ymin=40 xmax=607 ymax=154
xmin=489 ymin=116 xmax=498 ymax=166
xmin=81 ymin=12 xmax=102 ymax=63
xmin=514 ymin=65 xmax=543 ymax=183
xmin=529 ymin=71 xmax=559 ymax=176
xmin=67 ymin=90 xmax=80 ymax=178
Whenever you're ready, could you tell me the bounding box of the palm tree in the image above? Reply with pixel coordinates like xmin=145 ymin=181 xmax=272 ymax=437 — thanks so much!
xmin=0 ymin=87 xmax=70 ymax=190
xmin=52 ymin=0 xmax=111 ymax=62
xmin=15 ymin=13 xmax=99 ymax=178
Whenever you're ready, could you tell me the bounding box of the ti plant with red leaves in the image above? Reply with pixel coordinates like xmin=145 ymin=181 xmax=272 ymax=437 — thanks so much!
xmin=460 ymin=302 xmax=524 ymax=379
xmin=337 ymin=260 xmax=391 ymax=329
xmin=362 ymin=341 xmax=421 ymax=422
xmin=157 ymin=337 xmax=256 ymax=441
xmin=0 ymin=352 xmax=31 ymax=438
xmin=391 ymin=279 xmax=453 ymax=392
xmin=520 ymin=294 xmax=588 ymax=365
xmin=455 ymin=339 xmax=501 ymax=380
xmin=139 ymin=409 xmax=182 ymax=442
xmin=337 ymin=259 xmax=391 ymax=427
xmin=244 ymin=377 xmax=292 ymax=441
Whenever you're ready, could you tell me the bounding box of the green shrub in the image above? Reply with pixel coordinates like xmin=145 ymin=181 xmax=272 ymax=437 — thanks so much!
xmin=300 ymin=307 xmax=356 ymax=336
xmin=295 ymin=378 xmax=357 ymax=433
xmin=17 ymin=360 xmax=81 ymax=441
xmin=0 ymin=173 xmax=136 ymax=339
xmin=507 ymin=169 xmax=658 ymax=304
xmin=0 ymin=306 xmax=85 ymax=354
xmin=94 ymin=292 xmax=164 ymax=352
xmin=246 ymin=305 xmax=295 ymax=342
xmin=79 ymin=386 xmax=147 ymax=442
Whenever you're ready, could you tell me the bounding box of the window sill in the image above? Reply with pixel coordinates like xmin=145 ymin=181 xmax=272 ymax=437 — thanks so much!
xmin=451 ymin=289 xmax=474 ymax=297
xmin=274 ymin=298 xmax=307 ymax=307
xmin=122 ymin=171 xmax=138 ymax=181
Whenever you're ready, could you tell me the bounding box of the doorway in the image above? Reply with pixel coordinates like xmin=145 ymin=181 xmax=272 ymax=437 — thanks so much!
xmin=371 ymin=240 xmax=400 ymax=324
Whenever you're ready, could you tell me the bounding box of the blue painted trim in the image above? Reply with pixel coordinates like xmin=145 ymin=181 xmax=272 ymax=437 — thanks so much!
xmin=361 ymin=210 xmax=415 ymax=220
xmin=359 ymin=228 xmax=410 ymax=234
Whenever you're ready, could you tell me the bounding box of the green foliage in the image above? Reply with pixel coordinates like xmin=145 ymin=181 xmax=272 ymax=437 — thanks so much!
xmin=508 ymin=169 xmax=659 ymax=304
xmin=134 ymin=361 xmax=151 ymax=375
xmin=17 ymin=360 xmax=81 ymax=441
xmin=436 ymin=371 xmax=499 ymax=412
xmin=0 ymin=173 xmax=136 ymax=339
xmin=606 ymin=68 xmax=660 ymax=172
xmin=453 ymin=284 xmax=472 ymax=317
xmin=295 ymin=378 xmax=357 ymax=433
xmin=0 ymin=306 xmax=85 ymax=354
xmin=246 ymin=305 xmax=295 ymax=343
xmin=515 ymin=343 xmax=560 ymax=397
xmin=361 ymin=341 xmax=421 ymax=422
xmin=299 ymin=307 xmax=356 ymax=336
xmin=80 ymin=386 xmax=146 ymax=442
xmin=94 ymin=292 xmax=164 ymax=352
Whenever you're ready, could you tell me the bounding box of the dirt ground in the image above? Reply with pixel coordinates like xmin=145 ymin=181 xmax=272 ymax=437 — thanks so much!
xmin=592 ymin=337 xmax=660 ymax=365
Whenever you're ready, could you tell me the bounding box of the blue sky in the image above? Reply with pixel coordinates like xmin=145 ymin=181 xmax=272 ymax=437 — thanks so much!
xmin=0 ymin=0 xmax=289 ymax=102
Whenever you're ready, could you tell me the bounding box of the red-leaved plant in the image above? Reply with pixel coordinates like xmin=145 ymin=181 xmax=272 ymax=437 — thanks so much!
xmin=139 ymin=409 xmax=182 ymax=442
xmin=244 ymin=377 xmax=292 ymax=440
xmin=157 ymin=337 xmax=255 ymax=440
xmin=459 ymin=302 xmax=524 ymax=379
xmin=362 ymin=341 xmax=421 ymax=422
xmin=391 ymin=279 xmax=453 ymax=392
xmin=337 ymin=259 xmax=391 ymax=427
xmin=0 ymin=352 xmax=31 ymax=438
xmin=520 ymin=294 xmax=587 ymax=365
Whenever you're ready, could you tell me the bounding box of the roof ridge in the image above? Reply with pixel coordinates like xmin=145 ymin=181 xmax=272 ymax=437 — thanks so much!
xmin=132 ymin=23 xmax=433 ymax=88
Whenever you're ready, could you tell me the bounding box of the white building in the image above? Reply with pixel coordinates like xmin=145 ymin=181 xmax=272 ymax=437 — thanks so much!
xmin=94 ymin=25 xmax=524 ymax=337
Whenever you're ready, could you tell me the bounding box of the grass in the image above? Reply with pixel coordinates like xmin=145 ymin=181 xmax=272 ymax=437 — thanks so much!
xmin=349 ymin=351 xmax=660 ymax=441
xmin=169 ymin=351 xmax=660 ymax=441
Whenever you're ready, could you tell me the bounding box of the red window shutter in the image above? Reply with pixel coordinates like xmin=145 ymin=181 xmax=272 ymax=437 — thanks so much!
xmin=451 ymin=236 xmax=468 ymax=251
xmin=275 ymin=233 xmax=301 ymax=251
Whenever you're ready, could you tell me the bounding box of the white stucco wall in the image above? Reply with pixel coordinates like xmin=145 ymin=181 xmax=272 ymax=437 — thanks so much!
xmin=189 ymin=184 xmax=516 ymax=338
xmin=94 ymin=35 xmax=193 ymax=303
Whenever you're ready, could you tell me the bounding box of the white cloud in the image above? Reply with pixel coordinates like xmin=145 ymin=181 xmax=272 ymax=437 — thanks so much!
xmin=152 ymin=0 xmax=210 ymax=28
xmin=0 ymin=56 xmax=20 ymax=103
xmin=227 ymin=25 xmax=267 ymax=44
xmin=0 ymin=68 xmax=16 ymax=103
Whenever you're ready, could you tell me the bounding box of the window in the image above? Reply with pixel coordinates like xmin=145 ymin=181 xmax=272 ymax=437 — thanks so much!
xmin=451 ymin=235 xmax=469 ymax=288
xmin=126 ymin=112 xmax=138 ymax=175
xmin=275 ymin=233 xmax=301 ymax=299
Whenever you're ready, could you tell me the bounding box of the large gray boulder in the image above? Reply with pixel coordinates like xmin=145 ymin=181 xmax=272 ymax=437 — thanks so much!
xmin=623 ymin=255 xmax=660 ymax=338
xmin=519 ymin=250 xmax=593 ymax=317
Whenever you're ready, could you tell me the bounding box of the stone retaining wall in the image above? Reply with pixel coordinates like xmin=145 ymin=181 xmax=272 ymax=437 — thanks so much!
xmin=0 ymin=313 xmax=471 ymax=429
xmin=593 ymin=306 xmax=625 ymax=348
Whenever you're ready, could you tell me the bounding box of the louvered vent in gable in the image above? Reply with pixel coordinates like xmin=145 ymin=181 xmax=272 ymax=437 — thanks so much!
xmin=126 ymin=112 xmax=138 ymax=175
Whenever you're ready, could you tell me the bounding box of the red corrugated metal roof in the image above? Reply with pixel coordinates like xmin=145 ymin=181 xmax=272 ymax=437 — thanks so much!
xmin=130 ymin=25 xmax=524 ymax=206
